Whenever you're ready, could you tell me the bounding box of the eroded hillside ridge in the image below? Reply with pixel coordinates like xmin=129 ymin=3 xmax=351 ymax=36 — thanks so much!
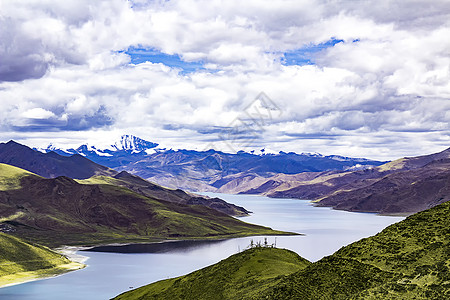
xmin=231 ymin=147 xmax=450 ymax=215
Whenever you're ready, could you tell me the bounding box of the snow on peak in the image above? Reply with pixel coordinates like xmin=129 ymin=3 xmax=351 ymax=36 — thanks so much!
xmin=300 ymin=152 xmax=324 ymax=157
xmin=110 ymin=135 xmax=159 ymax=152
xmin=37 ymin=143 xmax=76 ymax=156
xmin=248 ymin=148 xmax=279 ymax=156
xmin=46 ymin=143 xmax=57 ymax=151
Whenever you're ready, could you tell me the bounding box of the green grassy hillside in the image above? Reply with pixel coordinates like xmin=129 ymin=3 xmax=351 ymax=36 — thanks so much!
xmin=267 ymin=199 xmax=450 ymax=299
xmin=115 ymin=200 xmax=450 ymax=299
xmin=114 ymin=247 xmax=310 ymax=300
xmin=0 ymin=165 xmax=292 ymax=247
xmin=0 ymin=233 xmax=83 ymax=287
xmin=0 ymin=163 xmax=36 ymax=191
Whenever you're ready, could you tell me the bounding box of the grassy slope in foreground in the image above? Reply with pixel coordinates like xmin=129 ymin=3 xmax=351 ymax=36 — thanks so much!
xmin=0 ymin=233 xmax=83 ymax=287
xmin=114 ymin=247 xmax=310 ymax=300
xmin=267 ymin=199 xmax=450 ymax=299
xmin=115 ymin=200 xmax=450 ymax=299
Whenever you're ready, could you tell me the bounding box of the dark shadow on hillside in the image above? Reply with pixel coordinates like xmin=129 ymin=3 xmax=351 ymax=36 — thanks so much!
xmin=83 ymin=239 xmax=227 ymax=254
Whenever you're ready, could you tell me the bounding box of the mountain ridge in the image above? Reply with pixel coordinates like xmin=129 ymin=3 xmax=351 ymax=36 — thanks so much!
xmin=0 ymin=141 xmax=250 ymax=216
xmin=0 ymin=140 xmax=117 ymax=180
xmin=35 ymin=135 xmax=386 ymax=191
xmin=0 ymin=164 xmax=291 ymax=247
xmin=78 ymin=171 xmax=249 ymax=216
xmin=230 ymin=146 xmax=450 ymax=215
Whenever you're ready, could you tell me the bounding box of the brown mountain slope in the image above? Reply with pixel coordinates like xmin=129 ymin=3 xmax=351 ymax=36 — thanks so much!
xmin=229 ymin=147 xmax=450 ymax=215
xmin=0 ymin=172 xmax=289 ymax=247
xmin=316 ymin=158 xmax=450 ymax=214
xmin=0 ymin=141 xmax=247 ymax=216
xmin=217 ymin=172 xmax=322 ymax=195
xmin=79 ymin=171 xmax=249 ymax=216
xmin=0 ymin=141 xmax=117 ymax=179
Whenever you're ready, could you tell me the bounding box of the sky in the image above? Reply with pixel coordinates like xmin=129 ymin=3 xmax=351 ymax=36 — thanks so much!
xmin=1 ymin=0 xmax=450 ymax=160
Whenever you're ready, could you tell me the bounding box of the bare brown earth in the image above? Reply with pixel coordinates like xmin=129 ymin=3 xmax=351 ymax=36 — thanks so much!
xmin=83 ymin=171 xmax=250 ymax=216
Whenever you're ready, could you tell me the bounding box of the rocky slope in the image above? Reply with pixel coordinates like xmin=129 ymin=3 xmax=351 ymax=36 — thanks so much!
xmin=231 ymin=147 xmax=450 ymax=215
xmin=315 ymin=157 xmax=450 ymax=214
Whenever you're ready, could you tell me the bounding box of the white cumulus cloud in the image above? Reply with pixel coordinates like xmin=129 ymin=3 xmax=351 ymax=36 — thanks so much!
xmin=0 ymin=0 xmax=449 ymax=160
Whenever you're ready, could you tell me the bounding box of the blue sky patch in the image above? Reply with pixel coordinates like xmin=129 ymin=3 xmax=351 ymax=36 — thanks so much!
xmin=123 ymin=47 xmax=205 ymax=73
xmin=282 ymin=38 xmax=344 ymax=66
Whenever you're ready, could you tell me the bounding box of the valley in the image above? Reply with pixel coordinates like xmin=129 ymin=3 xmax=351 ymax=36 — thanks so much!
xmin=2 ymin=2 xmax=448 ymax=299
xmin=37 ymin=136 xmax=450 ymax=216
xmin=0 ymin=193 xmax=403 ymax=299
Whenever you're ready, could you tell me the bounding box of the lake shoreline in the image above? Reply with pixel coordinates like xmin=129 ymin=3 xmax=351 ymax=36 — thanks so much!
xmin=0 ymin=233 xmax=299 ymax=289
xmin=0 ymin=246 xmax=89 ymax=289
xmin=0 ymin=194 xmax=404 ymax=299
xmin=0 ymin=261 xmax=85 ymax=289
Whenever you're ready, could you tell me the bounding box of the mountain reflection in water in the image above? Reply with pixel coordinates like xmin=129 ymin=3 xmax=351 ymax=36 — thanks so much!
xmin=83 ymin=239 xmax=226 ymax=254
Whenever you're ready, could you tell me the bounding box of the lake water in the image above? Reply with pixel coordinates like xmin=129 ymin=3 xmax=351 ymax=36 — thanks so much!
xmin=0 ymin=194 xmax=404 ymax=300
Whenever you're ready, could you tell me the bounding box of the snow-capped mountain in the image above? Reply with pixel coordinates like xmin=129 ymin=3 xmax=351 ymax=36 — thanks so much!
xmin=38 ymin=135 xmax=159 ymax=156
xmin=110 ymin=134 xmax=159 ymax=152
xmin=35 ymin=134 xmax=386 ymax=191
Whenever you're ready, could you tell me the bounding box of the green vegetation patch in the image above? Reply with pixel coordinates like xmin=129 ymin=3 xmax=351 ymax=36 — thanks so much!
xmin=114 ymin=247 xmax=310 ymax=300
xmin=264 ymin=200 xmax=450 ymax=299
xmin=75 ymin=175 xmax=124 ymax=186
xmin=0 ymin=163 xmax=36 ymax=191
xmin=0 ymin=233 xmax=83 ymax=287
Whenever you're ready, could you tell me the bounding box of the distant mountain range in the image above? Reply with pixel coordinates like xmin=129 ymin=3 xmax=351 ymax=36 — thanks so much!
xmin=36 ymin=135 xmax=386 ymax=191
xmin=231 ymin=147 xmax=450 ymax=215
xmin=3 ymin=137 xmax=449 ymax=215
